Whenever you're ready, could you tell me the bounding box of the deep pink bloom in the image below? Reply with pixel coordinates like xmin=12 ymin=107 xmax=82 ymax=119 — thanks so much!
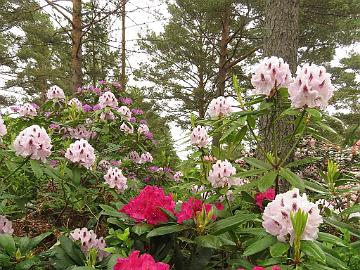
xmin=120 ymin=186 xmax=175 ymax=225
xmin=114 ymin=250 xmax=170 ymax=270
xmin=255 ymin=188 xmax=275 ymax=209
xmin=82 ymin=104 xmax=92 ymax=112
xmin=92 ymin=104 xmax=101 ymax=111
xmin=271 ymin=266 xmax=282 ymax=270
xmin=119 ymin=97 xmax=133 ymax=105
xmin=176 ymin=197 xmax=222 ymax=224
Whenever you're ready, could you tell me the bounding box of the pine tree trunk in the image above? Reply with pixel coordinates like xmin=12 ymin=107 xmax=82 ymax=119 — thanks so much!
xmin=71 ymin=0 xmax=82 ymax=92
xmin=258 ymin=0 xmax=300 ymax=191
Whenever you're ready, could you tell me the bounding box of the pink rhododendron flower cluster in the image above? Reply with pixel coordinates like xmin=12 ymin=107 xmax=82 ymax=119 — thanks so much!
xmin=120 ymin=122 xmax=134 ymax=134
xmin=251 ymin=56 xmax=292 ymax=96
xmin=208 ymin=160 xmax=237 ymax=188
xmin=262 ymin=188 xmax=323 ymax=243
xmin=176 ymin=197 xmax=221 ymax=224
xmin=207 ymin=96 xmax=232 ymax=118
xmin=288 ymin=64 xmax=334 ymax=109
xmin=128 ymin=150 xmax=141 ymax=163
xmin=47 ymin=85 xmax=65 ymax=100
xmin=119 ymin=97 xmax=133 ymax=105
xmin=118 ymin=106 xmax=132 ymax=120
xmin=0 ymin=115 xmax=7 ymax=136
xmin=256 ymin=188 xmax=275 ymax=209
xmin=120 ymin=186 xmax=175 ymax=225
xmin=114 ymin=250 xmax=170 ymax=270
xmin=104 ymin=167 xmax=128 ymax=192
xmin=139 ymin=152 xmax=153 ymax=163
xmin=19 ymin=103 xmax=37 ymax=117
xmin=98 ymin=160 xmax=111 ymax=172
xmin=191 ymin=125 xmax=210 ymax=148
xmin=13 ymin=125 xmax=52 ymax=161
xmin=173 ymin=171 xmax=183 ymax=182
xmin=100 ymin=111 xmax=116 ymax=120
xmin=70 ymin=227 xmax=107 ymax=260
xmin=0 ymin=215 xmax=14 ymax=234
xmin=65 ymin=139 xmax=96 ymax=169
xmin=138 ymin=123 xmax=150 ymax=135
xmin=68 ymin=125 xmax=94 ymax=140
xmin=68 ymin=98 xmax=82 ymax=109
xmin=98 ymin=91 xmax=118 ymax=108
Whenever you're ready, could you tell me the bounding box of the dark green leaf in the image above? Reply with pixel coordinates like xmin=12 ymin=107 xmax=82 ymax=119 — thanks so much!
xmin=244 ymin=157 xmax=272 ymax=170
xmin=257 ymin=171 xmax=277 ymax=192
xmin=301 ymin=240 xmax=326 ymax=263
xmin=0 ymin=234 xmax=16 ymax=255
xmin=279 ymin=168 xmax=305 ymax=191
xmin=270 ymin=242 xmax=290 ymax=257
xmin=147 ymin=225 xmax=187 ymax=238
xmin=243 ymin=235 xmax=277 ymax=256
xmin=208 ymin=213 xmax=257 ymax=235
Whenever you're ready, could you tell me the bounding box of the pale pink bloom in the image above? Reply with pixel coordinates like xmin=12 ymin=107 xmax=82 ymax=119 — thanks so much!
xmin=0 ymin=115 xmax=7 ymax=136
xmin=191 ymin=126 xmax=210 ymax=148
xmin=262 ymin=188 xmax=323 ymax=243
xmin=140 ymin=152 xmax=153 ymax=163
xmin=251 ymin=56 xmax=292 ymax=96
xmin=288 ymin=64 xmax=334 ymax=109
xmin=138 ymin=123 xmax=150 ymax=135
xmin=204 ymin=155 xmax=217 ymax=162
xmin=120 ymin=122 xmax=134 ymax=134
xmin=207 ymin=96 xmax=232 ymax=118
xmin=47 ymin=85 xmax=65 ymax=100
xmin=104 ymin=167 xmax=128 ymax=192
xmin=68 ymin=125 xmax=93 ymax=140
xmin=98 ymin=91 xmax=118 ymax=109
xmin=13 ymin=125 xmax=52 ymax=161
xmin=129 ymin=150 xmax=141 ymax=163
xmin=100 ymin=111 xmax=116 ymax=120
xmin=173 ymin=171 xmax=183 ymax=182
xmin=68 ymin=98 xmax=82 ymax=109
xmin=0 ymin=215 xmax=14 ymax=234
xmin=98 ymin=160 xmax=111 ymax=172
xmin=208 ymin=160 xmax=237 ymax=188
xmin=118 ymin=106 xmax=132 ymax=120
xmin=220 ymin=190 xmax=234 ymax=202
xmin=19 ymin=103 xmax=37 ymax=117
xmin=65 ymin=139 xmax=96 ymax=169
xmin=70 ymin=228 xmax=107 ymax=260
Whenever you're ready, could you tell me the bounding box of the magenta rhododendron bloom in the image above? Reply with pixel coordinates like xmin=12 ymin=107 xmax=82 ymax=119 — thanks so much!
xmin=82 ymin=104 xmax=92 ymax=112
xmin=262 ymin=188 xmax=323 ymax=243
xmin=251 ymin=56 xmax=292 ymax=96
xmin=120 ymin=186 xmax=175 ymax=225
xmin=13 ymin=125 xmax=52 ymax=161
xmin=119 ymin=97 xmax=133 ymax=105
xmin=256 ymin=188 xmax=275 ymax=209
xmin=0 ymin=215 xmax=14 ymax=235
xmin=288 ymin=64 xmax=333 ymax=109
xmin=207 ymin=96 xmax=232 ymax=118
xmin=47 ymin=85 xmax=65 ymax=100
xmin=176 ymin=197 xmax=222 ymax=224
xmin=114 ymin=250 xmax=170 ymax=270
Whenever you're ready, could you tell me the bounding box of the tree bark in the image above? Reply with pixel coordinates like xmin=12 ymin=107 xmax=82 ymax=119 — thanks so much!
xmin=71 ymin=0 xmax=83 ymax=91
xmin=120 ymin=0 xmax=126 ymax=87
xmin=258 ymin=0 xmax=300 ymax=190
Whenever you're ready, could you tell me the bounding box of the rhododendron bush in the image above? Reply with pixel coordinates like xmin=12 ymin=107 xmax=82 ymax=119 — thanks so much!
xmin=0 ymin=58 xmax=359 ymax=270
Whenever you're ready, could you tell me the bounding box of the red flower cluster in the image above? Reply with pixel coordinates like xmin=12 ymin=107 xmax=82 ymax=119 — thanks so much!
xmin=176 ymin=197 xmax=223 ymax=224
xmin=255 ymin=188 xmax=275 ymax=209
xmin=120 ymin=186 xmax=175 ymax=225
xmin=114 ymin=250 xmax=170 ymax=270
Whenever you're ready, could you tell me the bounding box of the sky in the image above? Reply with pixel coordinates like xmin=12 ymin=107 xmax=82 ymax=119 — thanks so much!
xmin=1 ymin=0 xmax=359 ymax=159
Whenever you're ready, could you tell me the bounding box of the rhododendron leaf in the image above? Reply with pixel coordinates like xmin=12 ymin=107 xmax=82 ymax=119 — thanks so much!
xmin=270 ymin=242 xmax=290 ymax=257
xmin=243 ymin=235 xmax=277 ymax=256
xmin=59 ymin=236 xmax=85 ymax=265
xmin=159 ymin=207 xmax=177 ymax=221
xmin=317 ymin=232 xmax=345 ymax=247
xmin=244 ymin=158 xmax=272 ymax=170
xmin=303 ymin=179 xmax=328 ymax=194
xmin=27 ymin=232 xmax=52 ymax=253
xmin=286 ymin=157 xmax=322 ymax=168
xmin=132 ymin=224 xmax=153 ymax=236
xmin=100 ymin=204 xmax=129 ymax=219
xmin=258 ymin=171 xmax=278 ymax=192
xmin=195 ymin=234 xmax=236 ymax=249
xmin=72 ymin=167 xmax=81 ymax=186
xmin=30 ymin=160 xmax=43 ymax=178
xmin=147 ymin=225 xmax=188 ymax=238
xmin=236 ymin=228 xmax=267 ymax=236
xmin=315 ymin=121 xmax=338 ymax=134
xmin=208 ymin=213 xmax=258 ymax=235
xmin=0 ymin=234 xmax=16 ymax=255
xmin=279 ymin=168 xmax=305 ymax=191
xmin=0 ymin=254 xmax=12 ymax=267
xmin=220 ymin=124 xmax=238 ymax=142
xmin=301 ymin=240 xmax=326 ymax=263
xmin=340 ymin=204 xmax=360 ymax=216
xmin=324 ymin=218 xmax=360 ymax=238
xmin=235 ymin=169 xmax=268 ymax=178
xmin=306 ymin=108 xmax=322 ymax=119
xmin=303 ymin=263 xmax=335 ymax=270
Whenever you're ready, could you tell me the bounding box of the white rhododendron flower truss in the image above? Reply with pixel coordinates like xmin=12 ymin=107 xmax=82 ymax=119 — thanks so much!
xmin=208 ymin=160 xmax=237 ymax=188
xmin=262 ymin=188 xmax=323 ymax=243
xmin=19 ymin=103 xmax=37 ymax=117
xmin=191 ymin=125 xmax=210 ymax=148
xmin=118 ymin=106 xmax=132 ymax=120
xmin=138 ymin=123 xmax=150 ymax=135
xmin=104 ymin=167 xmax=128 ymax=192
xmin=120 ymin=122 xmax=134 ymax=134
xmin=65 ymin=139 xmax=96 ymax=169
xmin=68 ymin=98 xmax=83 ymax=109
xmin=47 ymin=85 xmax=65 ymax=100
xmin=0 ymin=215 xmax=14 ymax=235
xmin=0 ymin=115 xmax=7 ymax=136
xmin=68 ymin=125 xmax=93 ymax=140
xmin=98 ymin=91 xmax=118 ymax=109
xmin=207 ymin=96 xmax=232 ymax=118
xmin=13 ymin=125 xmax=52 ymax=161
xmin=288 ymin=64 xmax=334 ymax=109
xmin=139 ymin=152 xmax=153 ymax=163
xmin=173 ymin=171 xmax=183 ymax=182
xmin=70 ymin=228 xmax=107 ymax=260
xmin=251 ymin=56 xmax=292 ymax=96
xmin=128 ymin=150 xmax=141 ymax=163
